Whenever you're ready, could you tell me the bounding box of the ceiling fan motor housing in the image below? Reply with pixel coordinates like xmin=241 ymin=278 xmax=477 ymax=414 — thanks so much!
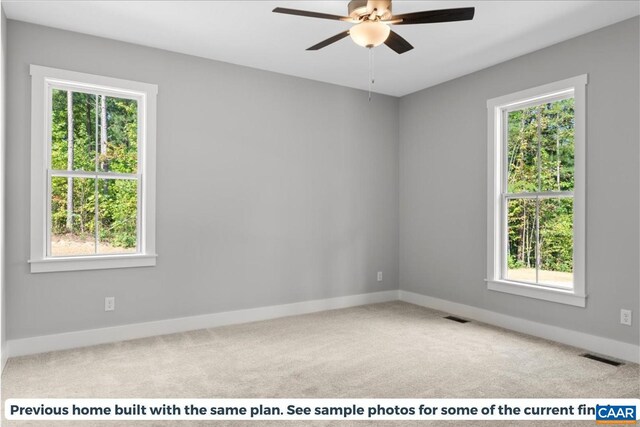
xmin=348 ymin=0 xmax=392 ymax=20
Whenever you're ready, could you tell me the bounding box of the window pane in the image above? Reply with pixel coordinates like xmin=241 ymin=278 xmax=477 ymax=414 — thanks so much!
xmin=506 ymin=107 xmax=538 ymax=193
xmin=51 ymin=90 xmax=99 ymax=172
xmin=97 ymin=178 xmax=138 ymax=254
xmin=505 ymin=198 xmax=536 ymax=283
xmin=539 ymin=98 xmax=575 ymax=192
xmin=103 ymin=97 xmax=138 ymax=174
xmin=506 ymin=99 xmax=575 ymax=194
xmin=539 ymin=198 xmax=573 ymax=285
xmin=50 ymin=89 xmax=69 ymax=171
xmin=50 ymin=176 xmax=96 ymax=256
xmin=51 ymin=91 xmax=137 ymax=173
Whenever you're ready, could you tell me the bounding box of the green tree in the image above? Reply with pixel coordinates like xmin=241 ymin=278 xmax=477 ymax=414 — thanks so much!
xmin=50 ymin=90 xmax=138 ymax=251
xmin=506 ymin=98 xmax=575 ymax=277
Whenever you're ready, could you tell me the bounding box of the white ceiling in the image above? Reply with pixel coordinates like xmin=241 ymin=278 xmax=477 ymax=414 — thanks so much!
xmin=3 ymin=1 xmax=639 ymax=97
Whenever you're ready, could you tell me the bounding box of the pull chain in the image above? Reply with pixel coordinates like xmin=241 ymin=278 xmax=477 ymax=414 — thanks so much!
xmin=368 ymin=47 xmax=375 ymax=102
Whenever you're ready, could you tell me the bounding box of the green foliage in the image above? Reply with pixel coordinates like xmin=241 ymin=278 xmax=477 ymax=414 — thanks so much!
xmin=539 ymin=199 xmax=573 ymax=272
xmin=506 ymin=98 xmax=575 ymax=275
xmin=99 ymin=179 xmax=138 ymax=248
xmin=50 ymin=89 xmax=138 ymax=249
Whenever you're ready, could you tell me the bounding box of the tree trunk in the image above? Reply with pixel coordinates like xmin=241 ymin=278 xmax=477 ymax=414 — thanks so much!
xmin=79 ymin=183 xmax=85 ymax=234
xmin=66 ymin=91 xmax=74 ymax=232
xmin=528 ymin=213 xmax=536 ymax=269
xmin=520 ymin=202 xmax=526 ymax=265
xmin=100 ymin=95 xmax=108 ymax=172
xmin=556 ymin=126 xmax=560 ymax=190
xmin=86 ymin=97 xmax=93 ymax=155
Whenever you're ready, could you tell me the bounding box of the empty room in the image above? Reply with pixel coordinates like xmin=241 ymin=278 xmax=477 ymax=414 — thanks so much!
xmin=0 ymin=0 xmax=638 ymax=425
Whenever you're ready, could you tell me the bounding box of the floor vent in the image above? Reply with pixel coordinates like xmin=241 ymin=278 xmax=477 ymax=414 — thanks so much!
xmin=444 ymin=315 xmax=469 ymax=323
xmin=581 ymin=353 xmax=623 ymax=366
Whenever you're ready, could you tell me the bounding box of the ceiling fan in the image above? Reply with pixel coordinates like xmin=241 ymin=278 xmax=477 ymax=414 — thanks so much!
xmin=273 ymin=0 xmax=475 ymax=54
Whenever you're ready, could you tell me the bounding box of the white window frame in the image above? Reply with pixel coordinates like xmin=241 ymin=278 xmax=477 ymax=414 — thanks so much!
xmin=29 ymin=65 xmax=158 ymax=273
xmin=486 ymin=75 xmax=587 ymax=307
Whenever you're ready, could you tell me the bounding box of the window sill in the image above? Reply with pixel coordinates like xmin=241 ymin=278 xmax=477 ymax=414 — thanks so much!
xmin=486 ymin=279 xmax=586 ymax=307
xmin=29 ymin=253 xmax=157 ymax=273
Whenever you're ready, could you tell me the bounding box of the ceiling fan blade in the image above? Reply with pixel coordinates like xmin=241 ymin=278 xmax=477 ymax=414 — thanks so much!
xmin=384 ymin=30 xmax=413 ymax=54
xmin=392 ymin=7 xmax=475 ymax=25
xmin=307 ymin=31 xmax=351 ymax=51
xmin=273 ymin=7 xmax=351 ymax=22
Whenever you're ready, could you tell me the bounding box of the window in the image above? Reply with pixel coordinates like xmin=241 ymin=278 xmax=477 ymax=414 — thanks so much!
xmin=486 ymin=75 xmax=586 ymax=307
xmin=30 ymin=65 xmax=157 ymax=272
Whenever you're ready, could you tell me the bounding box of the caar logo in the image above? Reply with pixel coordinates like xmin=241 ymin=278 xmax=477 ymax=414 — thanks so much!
xmin=596 ymin=405 xmax=636 ymax=425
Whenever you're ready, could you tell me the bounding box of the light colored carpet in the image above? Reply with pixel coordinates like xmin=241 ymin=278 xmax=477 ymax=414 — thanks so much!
xmin=2 ymin=301 xmax=638 ymax=426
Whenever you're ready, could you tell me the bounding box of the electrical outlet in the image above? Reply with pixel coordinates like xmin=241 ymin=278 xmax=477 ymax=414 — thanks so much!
xmin=105 ymin=297 xmax=115 ymax=312
xmin=377 ymin=271 xmax=383 ymax=282
xmin=620 ymin=309 xmax=632 ymax=326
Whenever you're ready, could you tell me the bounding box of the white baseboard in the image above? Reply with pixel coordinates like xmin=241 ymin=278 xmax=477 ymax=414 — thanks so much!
xmin=399 ymin=290 xmax=640 ymax=364
xmin=1 ymin=351 xmax=7 ymax=373
xmin=7 ymin=289 xmax=638 ymax=365
xmin=7 ymin=290 xmax=400 ymax=358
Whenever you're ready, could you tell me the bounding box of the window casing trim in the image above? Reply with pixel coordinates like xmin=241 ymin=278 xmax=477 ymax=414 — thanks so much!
xmin=486 ymin=75 xmax=587 ymax=307
xmin=29 ymin=65 xmax=158 ymax=273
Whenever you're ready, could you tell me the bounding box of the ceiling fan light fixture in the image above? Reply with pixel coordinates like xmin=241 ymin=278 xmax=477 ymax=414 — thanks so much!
xmin=349 ymin=20 xmax=390 ymax=48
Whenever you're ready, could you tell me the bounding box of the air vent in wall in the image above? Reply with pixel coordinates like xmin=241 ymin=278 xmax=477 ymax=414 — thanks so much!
xmin=581 ymin=353 xmax=623 ymax=366
xmin=444 ymin=315 xmax=469 ymax=324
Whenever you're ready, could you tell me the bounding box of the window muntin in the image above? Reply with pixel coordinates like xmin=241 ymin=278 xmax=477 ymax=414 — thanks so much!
xmin=30 ymin=65 xmax=157 ymax=273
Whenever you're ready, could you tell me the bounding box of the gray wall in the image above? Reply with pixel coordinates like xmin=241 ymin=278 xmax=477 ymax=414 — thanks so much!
xmin=399 ymin=17 xmax=639 ymax=344
xmin=1 ymin=8 xmax=6 ymax=361
xmin=6 ymin=16 xmax=639 ymax=346
xmin=6 ymin=21 xmax=399 ymax=339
